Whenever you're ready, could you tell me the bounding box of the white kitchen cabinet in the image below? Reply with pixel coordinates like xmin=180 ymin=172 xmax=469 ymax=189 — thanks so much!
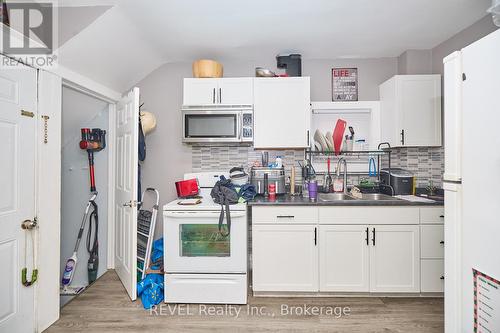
xmin=217 ymin=78 xmax=253 ymax=105
xmin=421 ymin=259 xmax=444 ymax=293
xmin=369 ymin=225 xmax=420 ymax=292
xmin=420 ymin=225 xmax=444 ymax=259
xmin=380 ymin=75 xmax=442 ymax=147
xmin=183 ymin=78 xmax=218 ymax=105
xmin=252 ymin=224 xmax=318 ymax=292
xmin=319 ymin=225 xmax=370 ymax=292
xmin=253 ymin=77 xmax=311 ymax=148
xmin=252 ymin=206 xmax=318 ymax=224
xmin=183 ymin=78 xmax=253 ymax=105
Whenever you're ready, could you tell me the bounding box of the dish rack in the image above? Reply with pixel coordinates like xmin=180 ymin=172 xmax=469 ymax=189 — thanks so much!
xmin=305 ymin=142 xmax=393 ymax=188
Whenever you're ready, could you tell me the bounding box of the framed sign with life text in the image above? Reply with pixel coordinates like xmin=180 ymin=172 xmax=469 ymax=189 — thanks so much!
xmin=332 ymin=68 xmax=358 ymax=101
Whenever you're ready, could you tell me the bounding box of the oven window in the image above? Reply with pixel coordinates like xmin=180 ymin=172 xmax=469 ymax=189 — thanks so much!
xmin=185 ymin=114 xmax=237 ymax=138
xmin=180 ymin=224 xmax=230 ymax=257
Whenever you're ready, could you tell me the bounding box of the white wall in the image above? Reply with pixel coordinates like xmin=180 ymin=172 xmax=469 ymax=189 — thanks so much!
xmin=60 ymin=87 xmax=109 ymax=305
xmin=431 ymin=15 xmax=497 ymax=75
xmin=397 ymin=50 xmax=433 ymax=75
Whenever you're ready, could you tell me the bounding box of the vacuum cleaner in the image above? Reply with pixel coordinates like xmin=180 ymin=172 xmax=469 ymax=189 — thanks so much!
xmin=61 ymin=128 xmax=106 ymax=294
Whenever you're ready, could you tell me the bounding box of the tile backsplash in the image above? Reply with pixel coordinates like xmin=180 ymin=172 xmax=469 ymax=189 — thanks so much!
xmin=381 ymin=147 xmax=444 ymax=187
xmin=192 ymin=146 xmax=304 ymax=175
xmin=192 ymin=146 xmax=444 ymax=188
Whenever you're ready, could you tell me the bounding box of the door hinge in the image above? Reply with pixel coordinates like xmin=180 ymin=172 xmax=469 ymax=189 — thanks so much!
xmin=21 ymin=110 xmax=35 ymax=118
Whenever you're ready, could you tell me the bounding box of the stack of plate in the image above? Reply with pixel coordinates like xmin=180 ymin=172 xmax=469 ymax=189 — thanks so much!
xmin=313 ymin=130 xmax=334 ymax=152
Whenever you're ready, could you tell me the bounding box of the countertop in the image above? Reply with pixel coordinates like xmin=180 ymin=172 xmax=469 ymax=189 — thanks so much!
xmin=248 ymin=194 xmax=444 ymax=206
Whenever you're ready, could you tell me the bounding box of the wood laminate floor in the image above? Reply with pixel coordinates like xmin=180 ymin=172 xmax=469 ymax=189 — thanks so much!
xmin=47 ymin=270 xmax=444 ymax=333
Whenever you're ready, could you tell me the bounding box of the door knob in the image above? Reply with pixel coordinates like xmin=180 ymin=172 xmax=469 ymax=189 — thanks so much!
xmin=122 ymin=200 xmax=136 ymax=207
xmin=21 ymin=219 xmax=37 ymax=230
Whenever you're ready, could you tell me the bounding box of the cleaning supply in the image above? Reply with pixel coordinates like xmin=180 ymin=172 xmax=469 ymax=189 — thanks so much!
xmin=323 ymin=157 xmax=332 ymax=193
xmin=61 ymin=128 xmax=106 ymax=294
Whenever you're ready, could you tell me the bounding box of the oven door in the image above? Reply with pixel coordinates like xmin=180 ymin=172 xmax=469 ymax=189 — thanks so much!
xmin=182 ymin=110 xmax=241 ymax=143
xmin=164 ymin=210 xmax=247 ymax=273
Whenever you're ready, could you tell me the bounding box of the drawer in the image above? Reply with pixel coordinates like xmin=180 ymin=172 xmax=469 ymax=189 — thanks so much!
xmin=420 ymin=225 xmax=444 ymax=259
xmin=420 ymin=207 xmax=444 ymax=224
xmin=252 ymin=206 xmax=318 ymax=224
xmin=421 ymin=259 xmax=444 ymax=293
xmin=319 ymin=207 xmax=419 ymax=225
xmin=165 ymin=274 xmax=247 ymax=304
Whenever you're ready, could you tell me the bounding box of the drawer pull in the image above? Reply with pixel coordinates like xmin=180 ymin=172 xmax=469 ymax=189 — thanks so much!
xmin=276 ymin=215 xmax=295 ymax=219
xmin=439 ymin=215 xmax=444 ymax=218
xmin=440 ymin=241 xmax=445 ymax=245
xmin=440 ymin=276 xmax=445 ymax=280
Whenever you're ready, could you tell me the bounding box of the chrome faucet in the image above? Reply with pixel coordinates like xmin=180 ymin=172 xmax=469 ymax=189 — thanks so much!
xmin=336 ymin=157 xmax=348 ymax=194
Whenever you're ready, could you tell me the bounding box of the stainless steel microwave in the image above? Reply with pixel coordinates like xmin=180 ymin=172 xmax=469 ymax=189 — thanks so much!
xmin=182 ymin=105 xmax=253 ymax=144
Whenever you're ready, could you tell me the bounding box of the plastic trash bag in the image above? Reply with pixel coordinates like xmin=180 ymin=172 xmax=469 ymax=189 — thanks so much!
xmin=137 ymin=238 xmax=164 ymax=309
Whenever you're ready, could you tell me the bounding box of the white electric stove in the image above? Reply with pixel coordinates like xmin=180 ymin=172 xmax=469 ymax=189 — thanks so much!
xmin=163 ymin=172 xmax=247 ymax=304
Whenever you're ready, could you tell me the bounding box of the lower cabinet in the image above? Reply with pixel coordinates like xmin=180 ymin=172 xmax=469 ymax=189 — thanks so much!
xmin=252 ymin=206 xmax=440 ymax=294
xmin=252 ymin=224 xmax=318 ymax=292
xmin=319 ymin=225 xmax=370 ymax=292
xmin=421 ymin=259 xmax=444 ymax=292
xmin=319 ymin=224 xmax=420 ymax=293
xmin=369 ymin=225 xmax=420 ymax=292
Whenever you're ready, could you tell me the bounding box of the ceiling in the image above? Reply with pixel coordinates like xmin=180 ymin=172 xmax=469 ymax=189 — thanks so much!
xmin=54 ymin=0 xmax=493 ymax=93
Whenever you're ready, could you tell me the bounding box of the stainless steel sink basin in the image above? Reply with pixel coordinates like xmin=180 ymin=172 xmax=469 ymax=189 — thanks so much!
xmin=357 ymin=193 xmax=401 ymax=201
xmin=318 ymin=193 xmax=357 ymax=201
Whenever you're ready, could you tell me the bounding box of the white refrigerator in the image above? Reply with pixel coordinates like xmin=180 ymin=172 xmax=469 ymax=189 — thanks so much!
xmin=443 ymin=28 xmax=500 ymax=333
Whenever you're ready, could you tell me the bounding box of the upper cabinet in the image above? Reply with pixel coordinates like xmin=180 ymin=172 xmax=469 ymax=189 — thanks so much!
xmin=183 ymin=78 xmax=253 ymax=105
xmin=253 ymin=77 xmax=311 ymax=149
xmin=380 ymin=75 xmax=442 ymax=147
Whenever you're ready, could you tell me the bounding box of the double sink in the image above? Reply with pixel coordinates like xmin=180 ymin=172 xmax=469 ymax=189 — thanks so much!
xmin=319 ymin=192 xmax=402 ymax=202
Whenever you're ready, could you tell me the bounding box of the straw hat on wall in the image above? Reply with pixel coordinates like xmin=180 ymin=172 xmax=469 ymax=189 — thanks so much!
xmin=140 ymin=111 xmax=157 ymax=135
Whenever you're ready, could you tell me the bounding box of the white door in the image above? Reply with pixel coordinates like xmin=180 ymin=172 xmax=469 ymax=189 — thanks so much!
xmin=0 ymin=58 xmax=37 ymax=332
xmin=114 ymin=88 xmax=139 ymax=300
xmin=252 ymin=224 xmax=318 ymax=292
xmin=319 ymin=225 xmax=370 ymax=292
xmin=253 ymin=77 xmax=310 ymax=148
xmin=218 ymin=78 xmax=253 ymax=105
xmin=183 ymin=78 xmax=217 ymax=105
xmin=369 ymin=225 xmax=420 ymax=292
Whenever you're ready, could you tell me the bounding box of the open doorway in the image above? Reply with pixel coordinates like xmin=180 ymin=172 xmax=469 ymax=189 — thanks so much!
xmin=60 ymin=86 xmax=111 ymax=306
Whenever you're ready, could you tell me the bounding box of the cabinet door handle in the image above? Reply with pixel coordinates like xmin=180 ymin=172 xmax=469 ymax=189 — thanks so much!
xmin=440 ymin=241 xmax=445 ymax=245
xmin=372 ymin=228 xmax=376 ymax=246
xmin=440 ymin=276 xmax=445 ymax=280
xmin=400 ymin=129 xmax=405 ymax=145
xmin=365 ymin=227 xmax=369 ymax=246
xmin=219 ymin=88 xmax=222 ymax=104
xmin=314 ymin=227 xmax=317 ymax=246
xmin=213 ymin=88 xmax=216 ymax=104
xmin=307 ymin=130 xmax=310 ymax=146
xmin=439 ymin=215 xmax=444 ymax=218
